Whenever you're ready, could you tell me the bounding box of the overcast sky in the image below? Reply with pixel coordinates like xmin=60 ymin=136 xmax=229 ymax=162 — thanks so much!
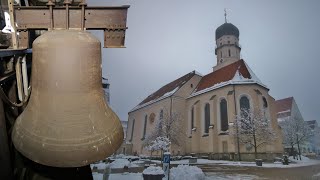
xmin=88 ymin=0 xmax=320 ymax=122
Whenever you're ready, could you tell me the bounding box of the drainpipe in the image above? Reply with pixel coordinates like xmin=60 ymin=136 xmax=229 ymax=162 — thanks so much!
xmin=233 ymin=84 xmax=241 ymax=161
xmin=169 ymin=96 xmax=173 ymax=139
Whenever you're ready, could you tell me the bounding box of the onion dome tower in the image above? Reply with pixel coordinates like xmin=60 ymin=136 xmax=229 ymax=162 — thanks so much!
xmin=214 ymin=10 xmax=241 ymax=71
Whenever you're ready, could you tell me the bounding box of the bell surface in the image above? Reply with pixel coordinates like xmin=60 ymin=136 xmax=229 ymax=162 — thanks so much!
xmin=12 ymin=30 xmax=124 ymax=167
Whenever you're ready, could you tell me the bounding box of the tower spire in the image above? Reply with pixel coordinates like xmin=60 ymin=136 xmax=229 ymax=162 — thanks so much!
xmin=224 ymin=8 xmax=227 ymax=23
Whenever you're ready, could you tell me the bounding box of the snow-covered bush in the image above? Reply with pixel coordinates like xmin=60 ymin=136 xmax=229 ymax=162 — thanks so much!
xmin=170 ymin=165 xmax=205 ymax=180
xmin=142 ymin=166 xmax=164 ymax=175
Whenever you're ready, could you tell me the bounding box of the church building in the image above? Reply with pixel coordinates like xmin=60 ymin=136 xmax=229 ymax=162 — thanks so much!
xmin=126 ymin=19 xmax=283 ymax=160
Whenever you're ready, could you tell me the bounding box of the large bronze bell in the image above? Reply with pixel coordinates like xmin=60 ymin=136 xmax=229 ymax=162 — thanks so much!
xmin=12 ymin=30 xmax=124 ymax=167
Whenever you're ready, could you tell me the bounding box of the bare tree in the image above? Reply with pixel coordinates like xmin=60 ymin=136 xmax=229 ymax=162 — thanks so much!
xmin=280 ymin=111 xmax=312 ymax=160
xmin=232 ymin=109 xmax=277 ymax=159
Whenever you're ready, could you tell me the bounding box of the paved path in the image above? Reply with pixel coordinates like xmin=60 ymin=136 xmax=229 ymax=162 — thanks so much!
xmin=198 ymin=163 xmax=320 ymax=180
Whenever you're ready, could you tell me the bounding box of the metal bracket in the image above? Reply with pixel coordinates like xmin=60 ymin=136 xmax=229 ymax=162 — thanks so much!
xmin=14 ymin=5 xmax=129 ymax=48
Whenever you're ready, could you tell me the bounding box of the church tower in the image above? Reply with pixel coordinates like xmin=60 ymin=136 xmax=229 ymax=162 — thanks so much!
xmin=213 ymin=11 xmax=241 ymax=71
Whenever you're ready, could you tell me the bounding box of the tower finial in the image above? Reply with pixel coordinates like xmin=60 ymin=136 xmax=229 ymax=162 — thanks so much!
xmin=224 ymin=8 xmax=227 ymax=23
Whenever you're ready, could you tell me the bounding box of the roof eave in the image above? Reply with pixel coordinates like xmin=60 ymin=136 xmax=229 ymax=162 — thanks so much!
xmin=128 ymin=94 xmax=173 ymax=114
xmin=187 ymin=81 xmax=268 ymax=99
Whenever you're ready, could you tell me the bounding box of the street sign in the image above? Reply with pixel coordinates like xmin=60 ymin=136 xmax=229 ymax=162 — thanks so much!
xmin=163 ymin=152 xmax=170 ymax=180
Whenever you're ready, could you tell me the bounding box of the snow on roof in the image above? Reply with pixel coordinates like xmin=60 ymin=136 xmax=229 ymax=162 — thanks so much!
xmin=275 ymin=97 xmax=294 ymax=117
xmin=163 ymin=87 xmax=179 ymax=97
xmin=243 ymin=61 xmax=263 ymax=84
xmin=194 ymin=70 xmax=203 ymax=76
xmin=189 ymin=60 xmax=268 ymax=98
xmin=277 ymin=110 xmax=291 ymax=114
xmin=129 ymin=71 xmax=196 ymax=113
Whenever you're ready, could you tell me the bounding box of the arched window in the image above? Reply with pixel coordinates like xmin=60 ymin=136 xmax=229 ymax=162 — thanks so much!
xmin=130 ymin=119 xmax=135 ymax=142
xmin=220 ymin=99 xmax=228 ymax=131
xmin=262 ymin=97 xmax=268 ymax=108
xmin=240 ymin=96 xmax=251 ymax=126
xmin=240 ymin=96 xmax=250 ymax=112
xmin=142 ymin=115 xmax=147 ymax=140
xmin=204 ymin=103 xmax=210 ymax=134
xmin=262 ymin=96 xmax=269 ymax=121
xmin=228 ymin=49 xmax=231 ymax=57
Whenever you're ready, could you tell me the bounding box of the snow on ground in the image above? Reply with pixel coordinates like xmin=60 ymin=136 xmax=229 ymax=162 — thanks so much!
xmin=92 ymin=172 xmax=104 ymax=180
xmin=93 ymin=172 xmax=143 ymax=180
xmin=152 ymin=157 xmax=320 ymax=168
xmin=109 ymin=159 xmax=139 ymax=168
xmin=92 ymin=172 xmax=260 ymax=180
xmin=205 ymin=172 xmax=262 ymax=180
xmin=90 ymin=161 xmax=108 ymax=170
xmin=313 ymin=172 xmax=320 ymax=178
xmin=170 ymin=165 xmax=205 ymax=180
xmin=289 ymin=155 xmax=311 ymax=162
xmin=91 ymin=158 xmax=140 ymax=171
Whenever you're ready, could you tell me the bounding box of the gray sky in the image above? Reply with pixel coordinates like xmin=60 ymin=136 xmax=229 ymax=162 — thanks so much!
xmin=88 ymin=0 xmax=320 ymax=122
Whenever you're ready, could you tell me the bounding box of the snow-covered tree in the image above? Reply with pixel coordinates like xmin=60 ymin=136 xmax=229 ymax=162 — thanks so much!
xmin=232 ymin=108 xmax=277 ymax=159
xmin=143 ymin=109 xmax=185 ymax=149
xmin=145 ymin=136 xmax=171 ymax=152
xmin=280 ymin=111 xmax=312 ymax=160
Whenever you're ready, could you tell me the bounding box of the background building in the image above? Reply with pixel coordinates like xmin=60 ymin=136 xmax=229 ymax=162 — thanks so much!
xmin=305 ymin=120 xmax=320 ymax=155
xmin=275 ymin=97 xmax=302 ymax=123
xmin=275 ymin=97 xmax=317 ymax=156
xmin=126 ymin=20 xmax=283 ymax=160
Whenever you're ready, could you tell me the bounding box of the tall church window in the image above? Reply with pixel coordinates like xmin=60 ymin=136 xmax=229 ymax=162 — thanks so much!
xmin=240 ymin=96 xmax=250 ymax=112
xmin=159 ymin=110 xmax=163 ymax=130
xmin=159 ymin=110 xmax=163 ymax=120
xmin=240 ymin=96 xmax=251 ymax=129
xmin=130 ymin=119 xmax=135 ymax=142
xmin=204 ymin=103 xmax=210 ymax=134
xmin=262 ymin=97 xmax=268 ymax=108
xmin=262 ymin=96 xmax=269 ymax=122
xmin=228 ymin=49 xmax=231 ymax=57
xmin=142 ymin=115 xmax=147 ymax=140
xmin=220 ymin=99 xmax=228 ymax=131
xmin=191 ymin=107 xmax=194 ymax=130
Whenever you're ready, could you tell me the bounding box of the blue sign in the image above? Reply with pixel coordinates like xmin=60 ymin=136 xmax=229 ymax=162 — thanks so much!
xmin=163 ymin=152 xmax=170 ymax=180
xmin=163 ymin=153 xmax=170 ymax=163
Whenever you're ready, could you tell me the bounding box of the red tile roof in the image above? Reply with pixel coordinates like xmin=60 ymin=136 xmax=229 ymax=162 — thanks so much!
xmin=138 ymin=71 xmax=196 ymax=106
xmin=275 ymin=97 xmax=293 ymax=115
xmin=195 ymin=59 xmax=251 ymax=92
